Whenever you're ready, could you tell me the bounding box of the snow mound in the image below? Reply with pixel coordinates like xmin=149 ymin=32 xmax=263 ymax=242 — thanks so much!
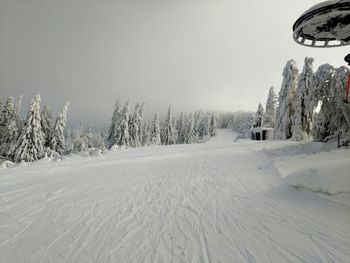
xmin=0 ymin=160 xmax=15 ymax=169
xmin=87 ymin=148 xmax=102 ymax=156
xmin=286 ymin=159 xmax=350 ymax=195
xmin=269 ymin=140 xmax=338 ymax=157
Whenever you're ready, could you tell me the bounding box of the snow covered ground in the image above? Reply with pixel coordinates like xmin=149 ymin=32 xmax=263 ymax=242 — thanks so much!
xmin=0 ymin=129 xmax=349 ymax=263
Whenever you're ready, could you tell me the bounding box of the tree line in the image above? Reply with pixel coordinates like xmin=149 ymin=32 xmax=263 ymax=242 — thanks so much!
xmin=250 ymin=57 xmax=350 ymax=144
xmin=0 ymin=94 xmax=217 ymax=164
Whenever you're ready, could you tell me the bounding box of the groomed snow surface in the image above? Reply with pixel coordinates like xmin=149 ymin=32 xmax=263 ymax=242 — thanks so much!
xmin=0 ymin=129 xmax=349 ymax=263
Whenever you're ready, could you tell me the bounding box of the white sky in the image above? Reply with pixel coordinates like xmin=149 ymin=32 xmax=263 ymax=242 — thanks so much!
xmin=0 ymin=0 xmax=348 ymax=128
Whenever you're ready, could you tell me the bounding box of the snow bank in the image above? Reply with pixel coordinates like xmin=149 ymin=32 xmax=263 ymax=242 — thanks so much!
xmin=285 ymin=159 xmax=350 ymax=195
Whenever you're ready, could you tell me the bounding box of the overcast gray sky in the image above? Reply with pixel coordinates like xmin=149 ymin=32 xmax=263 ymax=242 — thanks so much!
xmin=0 ymin=0 xmax=348 ymax=128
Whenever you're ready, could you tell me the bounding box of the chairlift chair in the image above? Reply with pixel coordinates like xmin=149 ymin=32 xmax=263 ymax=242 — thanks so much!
xmin=292 ymin=0 xmax=350 ymax=103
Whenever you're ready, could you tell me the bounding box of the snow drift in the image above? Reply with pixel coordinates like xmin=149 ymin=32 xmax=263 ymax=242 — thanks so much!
xmin=286 ymin=159 xmax=350 ymax=195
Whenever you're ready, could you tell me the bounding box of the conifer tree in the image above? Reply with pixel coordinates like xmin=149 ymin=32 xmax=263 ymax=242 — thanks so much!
xmin=116 ymin=102 xmax=130 ymax=147
xmin=150 ymin=112 xmax=161 ymax=145
xmin=198 ymin=114 xmax=210 ymax=140
xmin=0 ymin=97 xmax=18 ymax=157
xmin=176 ymin=112 xmax=185 ymax=144
xmin=41 ymin=105 xmax=53 ymax=147
xmin=254 ymin=103 xmax=264 ymax=128
xmin=184 ymin=114 xmax=196 ymax=144
xmin=72 ymin=124 xmax=89 ymax=152
xmin=129 ymin=103 xmax=141 ymax=147
xmin=138 ymin=103 xmax=145 ymax=143
xmin=161 ymin=106 xmax=175 ymax=145
xmin=108 ymin=98 xmax=121 ymax=148
xmin=292 ymin=57 xmax=314 ymax=141
xmin=263 ymin=87 xmax=277 ymax=128
xmin=14 ymin=95 xmax=23 ymax=133
xmin=51 ymin=102 xmax=69 ymax=154
xmin=275 ymin=60 xmax=298 ymax=140
xmin=209 ymin=113 xmax=217 ymax=137
xmin=13 ymin=94 xmax=45 ymax=162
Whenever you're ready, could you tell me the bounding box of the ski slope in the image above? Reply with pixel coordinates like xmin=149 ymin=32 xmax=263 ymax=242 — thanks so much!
xmin=0 ymin=130 xmax=349 ymax=263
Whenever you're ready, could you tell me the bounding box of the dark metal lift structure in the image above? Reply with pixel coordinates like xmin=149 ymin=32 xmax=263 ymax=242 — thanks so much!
xmin=293 ymin=0 xmax=350 ymax=102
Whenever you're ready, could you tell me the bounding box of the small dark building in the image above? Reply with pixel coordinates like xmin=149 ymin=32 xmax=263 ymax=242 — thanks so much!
xmin=251 ymin=127 xmax=274 ymax=141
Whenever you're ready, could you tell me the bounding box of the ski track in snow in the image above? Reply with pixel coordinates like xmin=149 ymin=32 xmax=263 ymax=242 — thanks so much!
xmin=0 ymin=130 xmax=349 ymax=263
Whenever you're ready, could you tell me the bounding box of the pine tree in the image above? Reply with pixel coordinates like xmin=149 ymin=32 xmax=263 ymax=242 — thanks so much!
xmin=150 ymin=112 xmax=161 ymax=146
xmin=176 ymin=112 xmax=185 ymax=144
xmin=138 ymin=103 xmax=145 ymax=144
xmin=184 ymin=113 xmax=196 ymax=144
xmin=0 ymin=97 xmax=18 ymax=157
xmin=65 ymin=129 xmax=74 ymax=154
xmin=108 ymin=98 xmax=121 ymax=148
xmin=129 ymin=103 xmax=141 ymax=147
xmin=141 ymin=121 xmax=151 ymax=146
xmin=72 ymin=124 xmax=89 ymax=152
xmin=116 ymin=102 xmax=130 ymax=147
xmin=209 ymin=113 xmax=217 ymax=137
xmin=263 ymin=87 xmax=277 ymax=128
xmin=13 ymin=94 xmax=45 ymax=162
xmin=254 ymin=103 xmax=264 ymax=128
xmin=161 ymin=106 xmax=175 ymax=145
xmin=292 ymin=57 xmax=314 ymax=141
xmin=14 ymin=95 xmax=23 ymax=134
xmin=41 ymin=105 xmax=53 ymax=147
xmin=50 ymin=102 xmax=69 ymax=155
xmin=198 ymin=114 xmax=210 ymax=140
xmin=274 ymin=60 xmax=298 ymax=140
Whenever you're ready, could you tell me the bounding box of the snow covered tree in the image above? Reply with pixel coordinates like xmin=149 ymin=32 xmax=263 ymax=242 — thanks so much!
xmin=184 ymin=113 xmax=196 ymax=144
xmin=65 ymin=129 xmax=74 ymax=154
xmin=253 ymin=103 xmax=264 ymax=128
xmin=292 ymin=57 xmax=314 ymax=141
xmin=138 ymin=103 xmax=145 ymax=144
xmin=150 ymin=112 xmax=161 ymax=146
xmin=161 ymin=106 xmax=175 ymax=145
xmin=198 ymin=114 xmax=210 ymax=140
xmin=72 ymin=124 xmax=89 ymax=152
xmin=274 ymin=60 xmax=298 ymax=140
xmin=141 ymin=121 xmax=151 ymax=146
xmin=193 ymin=110 xmax=203 ymax=139
xmin=41 ymin=105 xmax=53 ymax=147
xmin=176 ymin=112 xmax=185 ymax=144
xmin=209 ymin=113 xmax=217 ymax=137
xmin=14 ymin=95 xmax=23 ymax=133
xmin=12 ymin=94 xmax=45 ymax=162
xmin=116 ymin=102 xmax=130 ymax=147
xmin=129 ymin=103 xmax=141 ymax=147
xmin=50 ymin=102 xmax=69 ymax=154
xmin=263 ymin=87 xmax=277 ymax=128
xmin=0 ymin=97 xmax=18 ymax=157
xmin=108 ymin=98 xmax=121 ymax=148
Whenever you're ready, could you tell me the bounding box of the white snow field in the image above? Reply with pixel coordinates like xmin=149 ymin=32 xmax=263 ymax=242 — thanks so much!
xmin=0 ymin=129 xmax=349 ymax=263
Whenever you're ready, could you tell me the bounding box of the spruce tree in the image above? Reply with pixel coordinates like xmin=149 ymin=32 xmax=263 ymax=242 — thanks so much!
xmin=0 ymin=97 xmax=18 ymax=157
xmin=116 ymin=102 xmax=130 ymax=147
xmin=176 ymin=112 xmax=185 ymax=144
xmin=275 ymin=60 xmax=298 ymax=140
xmin=263 ymin=87 xmax=277 ymax=128
xmin=150 ymin=112 xmax=161 ymax=145
xmin=292 ymin=57 xmax=314 ymax=141
xmin=184 ymin=114 xmax=196 ymax=144
xmin=161 ymin=106 xmax=175 ymax=145
xmin=108 ymin=98 xmax=121 ymax=148
xmin=41 ymin=105 xmax=53 ymax=147
xmin=129 ymin=103 xmax=141 ymax=147
xmin=209 ymin=113 xmax=217 ymax=137
xmin=198 ymin=114 xmax=210 ymax=140
xmin=51 ymin=102 xmax=69 ymax=154
xmin=254 ymin=103 xmax=264 ymax=128
xmin=13 ymin=94 xmax=45 ymax=162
